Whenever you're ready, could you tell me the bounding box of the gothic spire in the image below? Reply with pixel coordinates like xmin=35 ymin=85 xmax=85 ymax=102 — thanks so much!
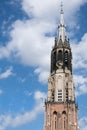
xmin=58 ymin=1 xmax=66 ymax=42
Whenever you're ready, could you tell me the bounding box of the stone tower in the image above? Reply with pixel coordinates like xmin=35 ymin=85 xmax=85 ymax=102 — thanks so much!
xmin=44 ymin=3 xmax=78 ymax=130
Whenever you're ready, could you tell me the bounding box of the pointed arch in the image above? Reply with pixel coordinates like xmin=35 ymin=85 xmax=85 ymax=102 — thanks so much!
xmin=62 ymin=111 xmax=66 ymax=115
xmin=62 ymin=111 xmax=67 ymax=129
xmin=58 ymin=50 xmax=63 ymax=61
xmin=53 ymin=111 xmax=57 ymax=115
xmin=53 ymin=111 xmax=57 ymax=130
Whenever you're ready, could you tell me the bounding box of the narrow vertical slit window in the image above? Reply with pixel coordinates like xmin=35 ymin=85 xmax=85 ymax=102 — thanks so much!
xmin=66 ymin=88 xmax=68 ymax=102
xmin=55 ymin=117 xmax=56 ymax=129
xmin=64 ymin=117 xmax=66 ymax=129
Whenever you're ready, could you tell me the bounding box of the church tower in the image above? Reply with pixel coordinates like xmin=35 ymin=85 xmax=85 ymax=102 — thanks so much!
xmin=44 ymin=3 xmax=78 ymax=130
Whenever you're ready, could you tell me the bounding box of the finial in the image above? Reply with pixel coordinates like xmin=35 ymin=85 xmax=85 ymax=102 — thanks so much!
xmin=58 ymin=0 xmax=66 ymax=42
xmin=60 ymin=0 xmax=63 ymax=14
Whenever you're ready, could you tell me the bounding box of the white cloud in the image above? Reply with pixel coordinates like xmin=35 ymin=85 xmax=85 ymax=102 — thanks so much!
xmin=0 ymin=91 xmax=46 ymax=130
xmin=74 ymin=75 xmax=87 ymax=97
xmin=35 ymin=68 xmax=49 ymax=83
xmin=34 ymin=90 xmax=47 ymax=102
xmin=0 ymin=67 xmax=13 ymax=79
xmin=72 ymin=33 xmax=87 ymax=69
xmin=0 ymin=103 xmax=43 ymax=130
xmin=0 ymin=89 xmax=3 ymax=95
xmin=1 ymin=19 xmax=53 ymax=83
xmin=79 ymin=117 xmax=87 ymax=130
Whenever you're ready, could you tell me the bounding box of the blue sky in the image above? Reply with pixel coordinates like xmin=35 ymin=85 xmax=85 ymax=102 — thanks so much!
xmin=0 ymin=0 xmax=87 ymax=130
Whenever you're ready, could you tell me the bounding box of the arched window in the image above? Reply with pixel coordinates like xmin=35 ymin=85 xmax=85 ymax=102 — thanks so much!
xmin=53 ymin=111 xmax=57 ymax=130
xmin=62 ymin=111 xmax=66 ymax=129
xmin=51 ymin=51 xmax=56 ymax=72
xmin=53 ymin=111 xmax=57 ymax=115
xmin=64 ymin=51 xmax=68 ymax=67
xmin=58 ymin=50 xmax=62 ymax=61
xmin=62 ymin=111 xmax=66 ymax=115
xmin=53 ymin=51 xmax=56 ymax=70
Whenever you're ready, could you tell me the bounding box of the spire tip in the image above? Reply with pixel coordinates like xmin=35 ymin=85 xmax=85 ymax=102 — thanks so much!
xmin=60 ymin=0 xmax=63 ymax=14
